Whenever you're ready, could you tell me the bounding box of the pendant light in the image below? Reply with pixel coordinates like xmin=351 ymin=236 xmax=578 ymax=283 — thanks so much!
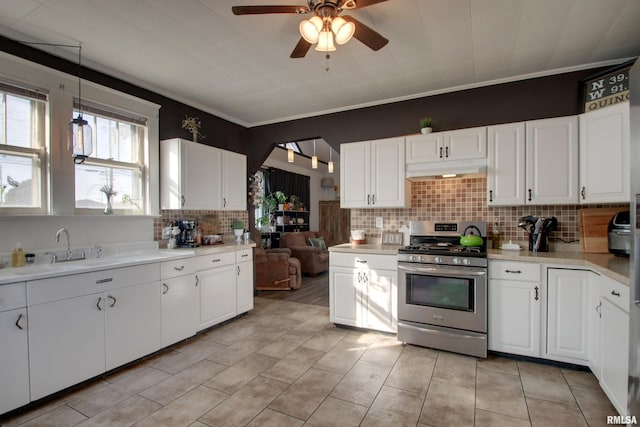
xmin=328 ymin=147 xmax=334 ymax=173
xmin=68 ymin=44 xmax=93 ymax=164
xmin=312 ymin=139 xmax=318 ymax=169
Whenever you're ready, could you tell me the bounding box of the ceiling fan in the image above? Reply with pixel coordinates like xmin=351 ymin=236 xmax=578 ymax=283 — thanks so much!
xmin=232 ymin=0 xmax=389 ymax=58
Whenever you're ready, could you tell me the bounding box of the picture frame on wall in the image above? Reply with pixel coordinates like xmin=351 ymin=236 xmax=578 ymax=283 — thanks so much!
xmin=579 ymin=59 xmax=633 ymax=113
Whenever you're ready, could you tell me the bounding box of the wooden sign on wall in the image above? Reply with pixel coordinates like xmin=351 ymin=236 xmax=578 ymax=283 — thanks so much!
xmin=581 ymin=61 xmax=633 ymax=112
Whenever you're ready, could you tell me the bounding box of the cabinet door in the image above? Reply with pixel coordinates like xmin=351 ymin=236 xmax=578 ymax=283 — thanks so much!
xmin=445 ymin=126 xmax=487 ymax=161
xmin=236 ymin=259 xmax=254 ymax=314
xmin=525 ymin=116 xmax=578 ymax=205
xmin=340 ymin=142 xmax=370 ymax=208
xmin=546 ymin=268 xmax=590 ymax=363
xmin=579 ymin=102 xmax=630 ymax=204
xmin=330 ymin=267 xmax=361 ymax=327
xmin=184 ymin=141 xmax=222 ymax=210
xmin=364 ymin=269 xmax=397 ymax=333
xmin=222 ymin=150 xmax=247 ymax=210
xmin=198 ymin=265 xmax=237 ymax=330
xmin=0 ymin=308 xmax=30 ymax=414
xmin=588 ymin=272 xmax=602 ymax=379
xmin=405 ymin=132 xmax=444 ymax=163
xmin=105 ymin=281 xmax=161 ymax=370
xmin=161 ymin=274 xmax=198 ymax=347
xmin=600 ymin=298 xmax=629 ymax=416
xmin=370 ymin=137 xmax=407 ymax=208
xmin=488 ymin=279 xmax=540 ymax=357
xmin=29 ymin=293 xmax=106 ymax=400
xmin=487 ymin=122 xmax=525 ymax=206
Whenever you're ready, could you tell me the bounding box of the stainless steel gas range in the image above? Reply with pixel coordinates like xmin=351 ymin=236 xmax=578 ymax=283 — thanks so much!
xmin=397 ymin=220 xmax=488 ymax=358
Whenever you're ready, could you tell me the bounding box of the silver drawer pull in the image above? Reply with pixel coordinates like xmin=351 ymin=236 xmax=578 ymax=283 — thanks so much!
xmin=211 ymin=259 xmax=221 ymax=263
xmin=505 ymin=269 xmax=522 ymax=274
xmin=15 ymin=313 xmax=25 ymax=330
xmin=173 ymin=265 xmax=185 ymax=271
xmin=611 ymin=290 xmax=621 ymax=297
xmin=96 ymin=278 xmax=113 ymax=284
xmin=356 ymin=259 xmax=367 ymax=264
xmin=241 ymin=253 xmax=249 ymax=258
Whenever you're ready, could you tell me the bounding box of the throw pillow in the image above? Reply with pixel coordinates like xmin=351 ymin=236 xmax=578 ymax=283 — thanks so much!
xmin=308 ymin=236 xmax=327 ymax=250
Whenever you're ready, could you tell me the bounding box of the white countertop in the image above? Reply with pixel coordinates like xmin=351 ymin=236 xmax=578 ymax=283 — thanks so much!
xmin=329 ymin=243 xmax=404 ymax=255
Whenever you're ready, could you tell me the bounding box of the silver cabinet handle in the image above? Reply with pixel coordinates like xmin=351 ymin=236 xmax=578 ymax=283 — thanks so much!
xmin=96 ymin=297 xmax=104 ymax=311
xmin=108 ymin=295 xmax=117 ymax=308
xmin=15 ymin=313 xmax=25 ymax=330
xmin=96 ymin=278 xmax=113 ymax=284
xmin=173 ymin=265 xmax=185 ymax=271
xmin=162 ymin=283 xmax=169 ymax=295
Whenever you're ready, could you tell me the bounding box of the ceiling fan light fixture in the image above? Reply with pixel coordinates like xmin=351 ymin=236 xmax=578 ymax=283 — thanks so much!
xmin=331 ymin=17 xmax=355 ymax=44
xmin=315 ymin=29 xmax=336 ymax=52
xmin=300 ymin=16 xmax=322 ymax=43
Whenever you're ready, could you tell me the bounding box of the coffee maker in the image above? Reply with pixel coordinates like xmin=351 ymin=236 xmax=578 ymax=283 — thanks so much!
xmin=175 ymin=220 xmax=197 ymax=247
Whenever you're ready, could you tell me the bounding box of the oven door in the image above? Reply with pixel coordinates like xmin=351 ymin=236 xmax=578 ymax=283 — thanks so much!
xmin=398 ymin=263 xmax=487 ymax=333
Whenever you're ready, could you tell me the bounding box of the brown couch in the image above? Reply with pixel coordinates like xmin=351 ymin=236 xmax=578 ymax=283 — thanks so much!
xmin=278 ymin=231 xmax=330 ymax=276
xmin=253 ymin=230 xmax=302 ymax=290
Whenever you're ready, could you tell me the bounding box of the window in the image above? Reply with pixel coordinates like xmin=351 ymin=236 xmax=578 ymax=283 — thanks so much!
xmin=0 ymin=82 xmax=47 ymax=212
xmin=74 ymin=102 xmax=147 ymax=214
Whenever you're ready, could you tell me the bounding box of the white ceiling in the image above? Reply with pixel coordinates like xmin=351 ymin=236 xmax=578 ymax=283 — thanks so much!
xmin=1 ymin=0 xmax=639 ymax=129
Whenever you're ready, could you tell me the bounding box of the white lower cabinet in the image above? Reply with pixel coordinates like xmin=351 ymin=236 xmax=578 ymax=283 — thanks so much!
xmin=161 ymin=258 xmax=198 ymax=347
xmin=488 ymin=260 xmax=541 ymax=357
xmin=236 ymin=249 xmax=254 ymax=314
xmin=329 ymin=252 xmax=397 ymax=333
xmin=546 ymin=268 xmax=591 ymax=364
xmin=0 ymin=283 xmax=30 ymax=414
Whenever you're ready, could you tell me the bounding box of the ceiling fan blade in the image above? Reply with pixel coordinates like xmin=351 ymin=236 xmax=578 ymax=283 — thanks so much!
xmin=290 ymin=37 xmax=312 ymax=58
xmin=232 ymin=5 xmax=310 ymax=15
xmin=340 ymin=0 xmax=387 ymax=10
xmin=342 ymin=15 xmax=388 ymax=51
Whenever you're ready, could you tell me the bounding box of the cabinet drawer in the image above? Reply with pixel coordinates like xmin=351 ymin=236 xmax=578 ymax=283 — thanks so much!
xmin=196 ymin=252 xmax=235 ymax=271
xmin=161 ymin=257 xmax=196 ymax=278
xmin=236 ymin=248 xmax=253 ymax=263
xmin=601 ymin=275 xmax=629 ymax=313
xmin=330 ymin=252 xmax=397 ymax=271
xmin=0 ymin=282 xmax=27 ymax=311
xmin=489 ymin=260 xmax=540 ymax=281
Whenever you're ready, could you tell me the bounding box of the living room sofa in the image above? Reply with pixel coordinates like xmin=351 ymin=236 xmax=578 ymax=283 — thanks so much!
xmin=278 ymin=231 xmax=331 ymax=276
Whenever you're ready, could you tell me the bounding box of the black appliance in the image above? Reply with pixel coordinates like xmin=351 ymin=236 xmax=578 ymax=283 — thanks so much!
xmin=518 ymin=216 xmax=557 ymax=252
xmin=175 ymin=220 xmax=198 ymax=248
xmin=608 ymin=210 xmax=630 ymax=256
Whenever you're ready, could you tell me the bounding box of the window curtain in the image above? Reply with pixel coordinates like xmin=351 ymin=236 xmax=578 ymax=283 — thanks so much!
xmin=265 ymin=168 xmax=310 ymax=209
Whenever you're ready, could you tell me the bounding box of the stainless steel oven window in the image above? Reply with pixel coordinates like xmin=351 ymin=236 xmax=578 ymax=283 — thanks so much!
xmin=405 ymin=273 xmax=475 ymax=312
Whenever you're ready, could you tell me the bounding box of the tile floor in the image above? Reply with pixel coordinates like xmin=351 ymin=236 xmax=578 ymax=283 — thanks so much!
xmin=0 ymin=297 xmax=617 ymax=427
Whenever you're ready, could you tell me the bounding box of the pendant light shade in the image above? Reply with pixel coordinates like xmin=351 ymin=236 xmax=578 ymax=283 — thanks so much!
xmin=331 ymin=17 xmax=355 ymax=45
xmin=288 ymin=147 xmax=294 ymax=162
xmin=315 ymin=30 xmax=336 ymax=52
xmin=328 ymin=147 xmax=334 ymax=173
xmin=300 ymin=16 xmax=323 ymax=43
xmin=70 ymin=44 xmax=93 ymax=164
xmin=312 ymin=139 xmax=318 ymax=169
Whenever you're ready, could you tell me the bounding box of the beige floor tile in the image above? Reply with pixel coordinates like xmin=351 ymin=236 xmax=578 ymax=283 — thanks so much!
xmin=67 ymin=368 xmax=169 ymax=417
xmin=291 ymin=314 xmax=333 ymax=334
xmin=140 ymin=359 xmax=227 ymax=405
xmin=474 ymin=409 xmax=532 ymax=427
xmin=419 ymin=377 xmax=475 ymax=426
xmin=385 ymin=346 xmax=436 ymax=395
xmin=362 ymin=385 xmax=424 ymax=427
xmin=135 ymin=385 xmax=228 ymax=427
xmin=15 ymin=405 xmax=86 ymax=427
xmin=269 ymin=368 xmax=343 ymax=420
xmin=261 ymin=346 xmax=326 ymax=384
xmin=246 ymin=408 xmax=304 ymax=427
xmin=477 ymin=354 xmax=519 ymax=375
xmin=359 ymin=336 xmax=404 ymax=367
xmin=475 ymin=367 xmax=529 ymax=420
xmin=204 ymin=353 xmax=279 ymax=394
xmin=300 ymin=327 xmax=348 ymax=352
xmin=562 ymin=368 xmax=600 ymax=390
xmin=341 ymin=329 xmax=383 ymax=345
xmin=431 ymin=351 xmax=477 ymax=388
xmin=571 ymin=385 xmax=618 ymax=426
xmin=304 ymin=397 xmax=368 ymax=427
xmin=518 ymin=361 xmax=577 ymax=406
xmin=75 ymin=395 xmax=160 ymax=427
xmin=150 ymin=340 xmax=226 ymax=374
xmin=526 ymin=397 xmax=588 ymax=427
xmin=257 ymin=332 xmax=312 ymax=359
xmin=330 ymin=360 xmax=392 ymax=407
xmin=313 ymin=338 xmax=368 ymax=375
xmin=199 ymin=376 xmax=289 ymax=426
xmin=206 ymin=335 xmax=273 ymax=366
xmin=202 ymin=319 xmax=260 ymax=345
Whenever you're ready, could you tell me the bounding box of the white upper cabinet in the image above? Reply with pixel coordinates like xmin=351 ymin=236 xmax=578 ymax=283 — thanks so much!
xmin=160 ymin=138 xmax=246 ymax=211
xmin=525 ymin=116 xmax=579 ymax=205
xmin=340 ymin=137 xmax=408 ymax=208
xmin=579 ymin=102 xmax=630 ymax=204
xmin=487 ymin=122 xmax=525 ymax=206
xmin=406 ymin=127 xmax=487 ymax=163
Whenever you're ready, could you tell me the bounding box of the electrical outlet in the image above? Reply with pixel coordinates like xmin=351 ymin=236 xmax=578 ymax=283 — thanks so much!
xmin=375 ymin=217 xmax=383 ymax=228
xmin=162 ymin=226 xmax=172 ymax=239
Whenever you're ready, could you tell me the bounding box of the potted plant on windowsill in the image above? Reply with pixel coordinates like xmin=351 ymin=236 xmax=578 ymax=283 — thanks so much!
xmin=420 ymin=117 xmax=433 ymax=134
xmin=231 ymin=220 xmax=245 ymax=241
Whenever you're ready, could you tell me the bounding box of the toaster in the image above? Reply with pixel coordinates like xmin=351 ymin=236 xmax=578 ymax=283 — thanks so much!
xmin=608 ymin=210 xmax=630 ymax=256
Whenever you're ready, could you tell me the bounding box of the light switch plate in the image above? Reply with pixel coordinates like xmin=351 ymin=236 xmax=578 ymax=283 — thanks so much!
xmin=375 ymin=217 xmax=383 ymax=228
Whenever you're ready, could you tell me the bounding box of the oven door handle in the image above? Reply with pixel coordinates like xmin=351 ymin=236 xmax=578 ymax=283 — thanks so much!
xmin=398 ymin=264 xmax=487 ymax=277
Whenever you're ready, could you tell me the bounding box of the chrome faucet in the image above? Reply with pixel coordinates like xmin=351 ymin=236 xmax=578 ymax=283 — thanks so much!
xmin=55 ymin=227 xmax=72 ymax=260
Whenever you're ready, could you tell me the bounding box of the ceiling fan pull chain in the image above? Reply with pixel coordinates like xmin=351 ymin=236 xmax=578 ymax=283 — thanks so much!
xmin=325 ymin=53 xmax=331 ymax=71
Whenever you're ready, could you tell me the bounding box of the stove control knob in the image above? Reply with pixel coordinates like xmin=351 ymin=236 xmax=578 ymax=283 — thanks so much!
xmin=418 ymin=256 xmax=424 ymax=263
xmin=453 ymin=258 xmax=461 ymax=264
xmin=462 ymin=258 xmax=471 ymax=265
xmin=409 ymin=255 xmax=416 ymax=262
xmin=434 ymin=257 xmax=443 ymax=263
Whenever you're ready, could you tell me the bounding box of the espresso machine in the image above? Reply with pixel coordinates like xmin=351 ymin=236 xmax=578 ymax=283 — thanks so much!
xmin=175 ymin=219 xmax=198 ymax=247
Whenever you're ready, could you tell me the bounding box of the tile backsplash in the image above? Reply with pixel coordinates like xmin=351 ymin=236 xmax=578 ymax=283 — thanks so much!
xmin=350 ymin=176 xmax=628 ymax=246
xmin=153 ymin=210 xmax=249 ymax=241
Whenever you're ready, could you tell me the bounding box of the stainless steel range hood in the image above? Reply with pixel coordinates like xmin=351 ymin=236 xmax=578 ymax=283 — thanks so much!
xmin=405 ymin=158 xmax=487 ymax=179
